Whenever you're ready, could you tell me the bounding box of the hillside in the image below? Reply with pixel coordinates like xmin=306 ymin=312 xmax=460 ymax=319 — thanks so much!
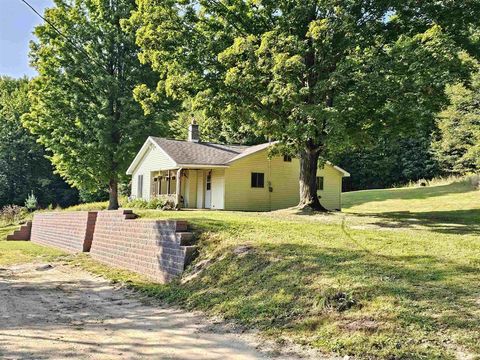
xmin=73 ymin=177 xmax=479 ymax=359
xmin=1 ymin=177 xmax=479 ymax=359
xmin=344 ymin=177 xmax=479 ymax=233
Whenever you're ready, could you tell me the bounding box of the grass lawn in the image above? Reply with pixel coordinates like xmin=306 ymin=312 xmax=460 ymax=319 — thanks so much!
xmin=0 ymin=224 xmax=66 ymax=266
xmin=0 ymin=240 xmax=66 ymax=266
xmin=343 ymin=178 xmax=479 ymax=234
xmin=1 ymin=177 xmax=479 ymax=359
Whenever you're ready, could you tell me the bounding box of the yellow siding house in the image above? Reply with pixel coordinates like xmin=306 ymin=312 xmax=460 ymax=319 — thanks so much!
xmin=126 ymin=123 xmax=350 ymax=211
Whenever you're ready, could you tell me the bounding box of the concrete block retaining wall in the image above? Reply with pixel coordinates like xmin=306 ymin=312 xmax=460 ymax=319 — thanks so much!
xmin=27 ymin=209 xmax=195 ymax=283
xmin=90 ymin=211 xmax=196 ymax=283
xmin=31 ymin=211 xmax=97 ymax=253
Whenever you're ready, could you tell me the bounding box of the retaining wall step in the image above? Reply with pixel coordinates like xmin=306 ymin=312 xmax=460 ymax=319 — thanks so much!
xmin=176 ymin=232 xmax=194 ymax=246
xmin=6 ymin=221 xmax=32 ymax=241
xmin=175 ymin=221 xmax=188 ymax=232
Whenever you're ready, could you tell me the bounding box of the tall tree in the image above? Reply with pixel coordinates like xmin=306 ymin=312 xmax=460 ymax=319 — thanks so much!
xmin=131 ymin=1 xmax=472 ymax=210
xmin=0 ymin=76 xmax=78 ymax=208
xmin=433 ymin=71 xmax=480 ymax=174
xmin=23 ymin=0 xmax=171 ymax=209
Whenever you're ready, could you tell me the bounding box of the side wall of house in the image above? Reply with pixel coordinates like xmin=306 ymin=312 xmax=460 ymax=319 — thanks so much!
xmin=130 ymin=145 xmax=176 ymax=200
xmin=318 ymin=164 xmax=343 ymax=210
xmin=224 ymin=150 xmax=273 ymax=211
xmin=224 ymin=149 xmax=344 ymax=211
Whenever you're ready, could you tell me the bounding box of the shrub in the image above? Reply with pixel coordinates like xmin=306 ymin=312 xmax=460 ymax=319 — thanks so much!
xmin=469 ymin=174 xmax=480 ymax=189
xmin=417 ymin=179 xmax=429 ymax=187
xmin=147 ymin=197 xmax=166 ymax=209
xmin=0 ymin=205 xmax=27 ymax=225
xmin=24 ymin=192 xmax=38 ymax=212
xmin=124 ymin=195 xmax=176 ymax=210
xmin=124 ymin=198 xmax=148 ymax=209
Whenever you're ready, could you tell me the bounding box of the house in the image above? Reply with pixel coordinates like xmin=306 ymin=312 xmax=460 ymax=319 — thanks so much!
xmin=126 ymin=123 xmax=350 ymax=211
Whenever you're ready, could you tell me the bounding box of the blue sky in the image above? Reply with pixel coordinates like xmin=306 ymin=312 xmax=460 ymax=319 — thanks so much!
xmin=0 ymin=0 xmax=53 ymax=78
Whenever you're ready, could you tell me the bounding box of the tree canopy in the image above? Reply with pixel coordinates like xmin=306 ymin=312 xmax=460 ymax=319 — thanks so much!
xmin=0 ymin=76 xmax=78 ymax=208
xmin=130 ymin=0 xmax=473 ymax=209
xmin=433 ymin=71 xmax=480 ymax=174
xmin=23 ymin=0 xmax=171 ymax=209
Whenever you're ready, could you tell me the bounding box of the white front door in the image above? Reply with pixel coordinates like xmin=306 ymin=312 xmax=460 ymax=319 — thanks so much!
xmin=205 ymin=172 xmax=212 ymax=209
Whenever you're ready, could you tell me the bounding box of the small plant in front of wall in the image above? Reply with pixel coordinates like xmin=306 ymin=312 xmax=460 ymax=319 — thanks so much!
xmin=25 ymin=191 xmax=38 ymax=212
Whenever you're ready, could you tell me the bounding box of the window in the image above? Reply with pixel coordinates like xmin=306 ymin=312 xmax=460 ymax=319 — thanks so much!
xmin=206 ymin=172 xmax=211 ymax=191
xmin=137 ymin=174 xmax=144 ymax=198
xmin=283 ymin=155 xmax=292 ymax=162
xmin=316 ymin=176 xmax=324 ymax=191
xmin=251 ymin=172 xmax=265 ymax=188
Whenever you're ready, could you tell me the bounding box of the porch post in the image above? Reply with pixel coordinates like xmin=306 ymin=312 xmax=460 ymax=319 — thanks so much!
xmin=167 ymin=170 xmax=171 ymax=194
xmin=175 ymin=168 xmax=182 ymax=209
xmin=159 ymin=172 xmax=162 ymax=195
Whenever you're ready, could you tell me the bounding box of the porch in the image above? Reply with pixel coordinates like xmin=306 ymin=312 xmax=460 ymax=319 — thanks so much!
xmin=147 ymin=168 xmax=225 ymax=209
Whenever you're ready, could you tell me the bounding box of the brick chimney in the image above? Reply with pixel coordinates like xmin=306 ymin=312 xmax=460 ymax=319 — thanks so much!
xmin=188 ymin=119 xmax=200 ymax=142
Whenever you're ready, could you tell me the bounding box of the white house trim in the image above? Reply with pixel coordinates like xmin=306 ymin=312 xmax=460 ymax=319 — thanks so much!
xmin=126 ymin=138 xmax=153 ymax=175
xmin=126 ymin=137 xmax=178 ymax=175
xmin=326 ymin=161 xmax=350 ymax=177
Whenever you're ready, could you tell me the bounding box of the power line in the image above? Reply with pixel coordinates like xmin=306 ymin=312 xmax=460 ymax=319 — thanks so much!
xmin=19 ymin=0 xmax=111 ymax=76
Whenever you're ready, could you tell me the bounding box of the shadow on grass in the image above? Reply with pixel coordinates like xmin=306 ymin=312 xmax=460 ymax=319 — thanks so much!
xmin=352 ymin=209 xmax=480 ymax=235
xmin=167 ymin=239 xmax=480 ymax=358
xmin=284 ymin=199 xmax=480 ymax=235
xmin=125 ymin=210 xmax=480 ymax=357
xmin=343 ymin=181 xmax=475 ymax=208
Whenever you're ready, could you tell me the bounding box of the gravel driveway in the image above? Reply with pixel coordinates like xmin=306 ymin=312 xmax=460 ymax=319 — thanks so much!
xmin=0 ymin=263 xmax=326 ymax=360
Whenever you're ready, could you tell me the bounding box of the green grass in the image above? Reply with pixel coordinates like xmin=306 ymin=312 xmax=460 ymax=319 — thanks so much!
xmin=0 ymin=227 xmax=66 ymax=266
xmin=0 ymin=214 xmax=65 ymax=266
xmin=1 ymin=177 xmax=479 ymax=359
xmin=57 ymin=201 xmax=110 ymax=211
xmin=343 ymin=177 xmax=480 ymax=234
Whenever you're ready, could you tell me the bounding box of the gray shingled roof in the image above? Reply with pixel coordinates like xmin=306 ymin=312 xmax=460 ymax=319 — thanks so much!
xmin=127 ymin=137 xmax=349 ymax=176
xmin=226 ymin=142 xmax=273 ymax=163
xmin=150 ymin=137 xmax=250 ymax=165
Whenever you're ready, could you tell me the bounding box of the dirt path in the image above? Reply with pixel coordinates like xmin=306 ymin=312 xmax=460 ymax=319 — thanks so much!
xmin=0 ymin=263 xmax=329 ymax=360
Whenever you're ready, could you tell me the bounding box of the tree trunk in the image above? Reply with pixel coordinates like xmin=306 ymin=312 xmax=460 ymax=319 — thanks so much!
xmin=298 ymin=148 xmax=328 ymax=211
xmin=108 ymin=178 xmax=119 ymax=210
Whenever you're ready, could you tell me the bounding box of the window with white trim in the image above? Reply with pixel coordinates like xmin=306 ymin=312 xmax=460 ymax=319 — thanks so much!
xmin=137 ymin=174 xmax=144 ymax=198
xmin=206 ymin=172 xmax=211 ymax=191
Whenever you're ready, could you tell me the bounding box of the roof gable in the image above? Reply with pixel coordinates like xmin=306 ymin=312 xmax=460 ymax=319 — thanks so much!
xmin=126 ymin=137 xmax=176 ymax=174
